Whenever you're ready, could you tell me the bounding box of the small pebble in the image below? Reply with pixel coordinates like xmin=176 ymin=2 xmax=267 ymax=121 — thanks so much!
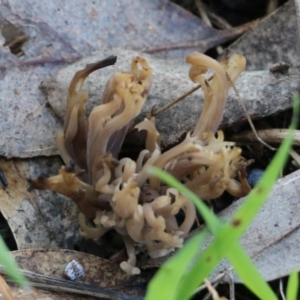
xmin=247 ymin=168 xmax=264 ymax=187
xmin=64 ymin=259 xmax=85 ymax=280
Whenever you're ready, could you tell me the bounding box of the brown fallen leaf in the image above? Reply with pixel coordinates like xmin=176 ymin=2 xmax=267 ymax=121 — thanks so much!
xmin=3 ymin=249 xmax=153 ymax=299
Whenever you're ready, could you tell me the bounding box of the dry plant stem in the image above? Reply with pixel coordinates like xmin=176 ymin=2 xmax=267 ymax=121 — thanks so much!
xmin=0 ymin=274 xmax=15 ymax=300
xmin=193 ymin=272 xmax=226 ymax=295
xmin=145 ymin=19 xmax=259 ymax=54
xmin=194 ymin=0 xmax=223 ymax=55
xmin=203 ymin=279 xmax=228 ymax=300
xmin=225 ymin=73 xmax=276 ymax=151
xmin=290 ymin=149 xmax=300 ymax=167
xmin=149 ymin=84 xmax=201 ymax=118
xmin=207 ymin=10 xmax=232 ymax=30
xmin=230 ymin=129 xmax=300 ymax=146
xmin=231 ymin=129 xmax=300 ymax=166
xmin=279 ymin=279 xmax=286 ymax=300
xmin=226 ymin=270 xmax=235 ymax=300
xmin=194 ymin=0 xmax=212 ymax=27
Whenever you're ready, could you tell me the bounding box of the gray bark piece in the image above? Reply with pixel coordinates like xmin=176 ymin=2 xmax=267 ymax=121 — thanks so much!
xmin=228 ymin=0 xmax=300 ymax=73
xmin=0 ymin=45 xmax=62 ymax=158
xmin=44 ymin=48 xmax=300 ymax=147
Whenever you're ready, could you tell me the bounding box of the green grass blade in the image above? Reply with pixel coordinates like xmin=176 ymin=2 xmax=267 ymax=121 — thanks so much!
xmin=145 ymin=230 xmax=207 ymax=300
xmin=0 ymin=236 xmax=27 ymax=287
xmin=227 ymin=243 xmax=277 ymax=300
xmin=177 ymin=95 xmax=299 ymax=299
xmin=147 ymin=94 xmax=299 ymax=300
xmin=286 ymin=270 xmax=298 ymax=300
xmin=176 ymin=236 xmax=226 ymax=300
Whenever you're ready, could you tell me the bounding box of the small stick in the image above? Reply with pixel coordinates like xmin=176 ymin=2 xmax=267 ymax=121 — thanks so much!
xmin=145 ymin=19 xmax=259 ymax=54
xmin=194 ymin=0 xmax=223 ymax=55
xmin=194 ymin=0 xmax=212 ymax=27
xmin=279 ymin=279 xmax=286 ymax=300
xmin=230 ymin=129 xmax=300 ymax=166
xmin=230 ymin=129 xmax=300 ymax=146
xmin=226 ymin=72 xmax=277 ymax=151
xmin=0 ymin=274 xmax=15 ymax=300
xmin=148 ymin=84 xmax=201 ymax=118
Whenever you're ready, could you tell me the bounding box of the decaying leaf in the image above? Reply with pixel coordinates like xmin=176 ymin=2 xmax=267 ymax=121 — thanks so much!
xmin=228 ymin=0 xmax=299 ymax=73
xmin=4 ymin=249 xmax=152 ymax=299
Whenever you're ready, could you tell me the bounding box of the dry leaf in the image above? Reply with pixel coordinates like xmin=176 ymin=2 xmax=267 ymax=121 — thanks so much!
xmin=6 ymin=249 xmax=152 ymax=299
xmin=1 ymin=0 xmax=228 ymax=59
xmin=228 ymin=0 xmax=299 ymax=73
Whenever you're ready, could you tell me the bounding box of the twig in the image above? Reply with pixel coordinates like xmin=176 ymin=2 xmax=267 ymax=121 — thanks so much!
xmin=230 ymin=129 xmax=300 ymax=166
xmin=226 ymin=73 xmax=277 ymax=151
xmin=0 ymin=274 xmax=15 ymax=300
xmin=194 ymin=0 xmax=223 ymax=55
xmin=279 ymin=279 xmax=286 ymax=300
xmin=230 ymin=129 xmax=300 ymax=146
xmin=148 ymin=84 xmax=201 ymax=118
xmin=226 ymin=270 xmax=235 ymax=300
xmin=193 ymin=272 xmax=226 ymax=294
xmin=290 ymin=149 xmax=300 ymax=167
xmin=194 ymin=0 xmax=212 ymax=27
xmin=145 ymin=19 xmax=260 ymax=54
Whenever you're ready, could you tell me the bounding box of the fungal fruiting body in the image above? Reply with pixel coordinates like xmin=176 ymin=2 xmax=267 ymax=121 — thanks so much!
xmin=29 ymin=53 xmax=251 ymax=275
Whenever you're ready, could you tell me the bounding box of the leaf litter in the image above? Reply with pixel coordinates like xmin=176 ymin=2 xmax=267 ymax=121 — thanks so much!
xmin=0 ymin=0 xmax=300 ymax=297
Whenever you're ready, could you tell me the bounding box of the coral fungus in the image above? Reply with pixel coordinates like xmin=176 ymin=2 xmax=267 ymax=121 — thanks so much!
xmin=29 ymin=52 xmax=251 ymax=275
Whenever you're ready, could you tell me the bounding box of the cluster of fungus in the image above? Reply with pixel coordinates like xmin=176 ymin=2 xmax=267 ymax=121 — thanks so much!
xmin=29 ymin=52 xmax=251 ymax=275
